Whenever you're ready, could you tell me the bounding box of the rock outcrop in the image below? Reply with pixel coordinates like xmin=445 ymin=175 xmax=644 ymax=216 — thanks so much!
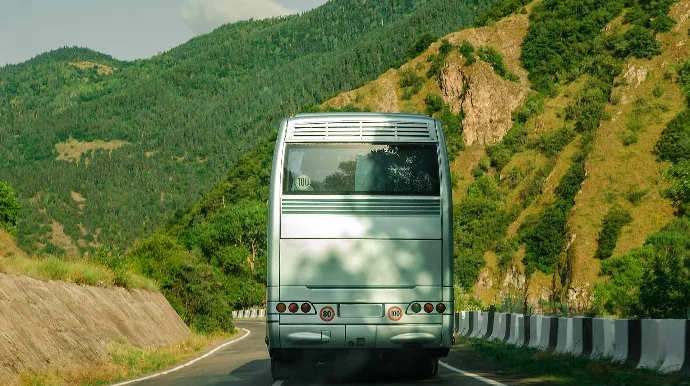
xmin=441 ymin=58 xmax=527 ymax=146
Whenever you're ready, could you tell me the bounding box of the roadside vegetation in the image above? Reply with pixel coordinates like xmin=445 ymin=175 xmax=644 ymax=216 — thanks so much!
xmin=17 ymin=331 xmax=232 ymax=386
xmin=591 ymin=57 xmax=690 ymax=319
xmin=449 ymin=336 xmax=690 ymax=386
xmin=0 ymin=253 xmax=158 ymax=291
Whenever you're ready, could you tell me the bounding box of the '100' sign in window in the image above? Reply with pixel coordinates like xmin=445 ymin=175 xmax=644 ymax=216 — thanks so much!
xmin=283 ymin=144 xmax=440 ymax=195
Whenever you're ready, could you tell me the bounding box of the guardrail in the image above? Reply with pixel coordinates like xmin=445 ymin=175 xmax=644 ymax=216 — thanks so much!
xmin=455 ymin=311 xmax=690 ymax=374
xmin=232 ymin=308 xmax=688 ymax=373
xmin=232 ymin=308 xmax=266 ymax=319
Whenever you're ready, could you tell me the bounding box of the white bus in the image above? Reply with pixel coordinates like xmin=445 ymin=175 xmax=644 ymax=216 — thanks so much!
xmin=265 ymin=113 xmax=454 ymax=380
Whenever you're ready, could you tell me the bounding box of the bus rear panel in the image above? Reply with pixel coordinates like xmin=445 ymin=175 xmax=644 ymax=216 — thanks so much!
xmin=266 ymin=113 xmax=453 ymax=379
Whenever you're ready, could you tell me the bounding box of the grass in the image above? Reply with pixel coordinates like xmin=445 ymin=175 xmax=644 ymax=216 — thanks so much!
xmin=449 ymin=336 xmax=690 ymax=385
xmin=0 ymin=254 xmax=158 ymax=291
xmin=54 ymin=138 xmax=129 ymax=164
xmin=18 ymin=331 xmax=232 ymax=386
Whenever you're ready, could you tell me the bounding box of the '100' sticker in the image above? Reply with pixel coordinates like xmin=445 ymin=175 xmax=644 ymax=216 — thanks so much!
xmin=295 ymin=175 xmax=311 ymax=191
xmin=320 ymin=306 xmax=335 ymax=322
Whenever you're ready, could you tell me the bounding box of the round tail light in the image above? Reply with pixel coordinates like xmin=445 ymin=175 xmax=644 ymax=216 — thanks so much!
xmin=424 ymin=303 xmax=434 ymax=313
xmin=301 ymin=303 xmax=311 ymax=313
xmin=436 ymin=303 xmax=446 ymax=313
xmin=276 ymin=303 xmax=286 ymax=313
xmin=288 ymin=303 xmax=299 ymax=313
xmin=410 ymin=303 xmax=422 ymax=313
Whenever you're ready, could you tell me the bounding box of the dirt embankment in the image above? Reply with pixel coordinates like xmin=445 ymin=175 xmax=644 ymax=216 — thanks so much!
xmin=0 ymin=273 xmax=189 ymax=385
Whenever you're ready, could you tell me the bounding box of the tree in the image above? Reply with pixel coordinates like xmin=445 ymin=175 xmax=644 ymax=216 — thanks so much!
xmin=0 ymin=182 xmax=21 ymax=235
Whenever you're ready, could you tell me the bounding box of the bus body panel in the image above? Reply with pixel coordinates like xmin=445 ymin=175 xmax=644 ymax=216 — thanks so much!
xmin=279 ymin=239 xmax=442 ymax=287
xmin=266 ymin=113 xmax=453 ymax=359
xmin=281 ymin=213 xmax=441 ymax=239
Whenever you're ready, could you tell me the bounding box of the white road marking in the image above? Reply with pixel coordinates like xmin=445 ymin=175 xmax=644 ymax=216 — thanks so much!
xmin=439 ymin=361 xmax=508 ymax=386
xmin=271 ymin=381 xmax=284 ymax=386
xmin=110 ymin=328 xmax=251 ymax=386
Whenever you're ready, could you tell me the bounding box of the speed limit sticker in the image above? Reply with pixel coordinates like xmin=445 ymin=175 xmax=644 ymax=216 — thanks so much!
xmin=295 ymin=175 xmax=312 ymax=191
xmin=320 ymin=306 xmax=335 ymax=322
xmin=388 ymin=306 xmax=403 ymax=321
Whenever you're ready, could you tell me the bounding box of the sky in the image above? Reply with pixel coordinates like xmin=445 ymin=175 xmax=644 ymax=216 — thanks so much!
xmin=0 ymin=0 xmax=329 ymax=66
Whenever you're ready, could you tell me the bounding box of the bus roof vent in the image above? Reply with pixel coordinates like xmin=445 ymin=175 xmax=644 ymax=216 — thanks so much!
xmin=287 ymin=117 xmax=437 ymax=142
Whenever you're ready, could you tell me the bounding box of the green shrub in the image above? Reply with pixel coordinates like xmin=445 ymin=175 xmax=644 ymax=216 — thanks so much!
xmin=554 ymin=161 xmax=586 ymax=209
xmin=677 ymin=60 xmax=690 ymax=104
xmin=486 ymin=145 xmax=511 ymax=171
xmin=623 ymin=7 xmax=648 ymax=26
xmin=662 ymin=159 xmax=690 ymax=214
xmin=512 ymin=93 xmax=545 ymax=123
xmin=406 ymin=33 xmax=438 ymax=59
xmin=398 ymin=69 xmax=425 ymax=100
xmin=459 ymin=41 xmax=476 ymax=65
xmin=634 ymin=219 xmax=690 ymax=319
xmin=521 ymin=0 xmax=625 ymax=95
xmin=652 ymin=83 xmax=664 ymax=98
xmin=435 ymin=105 xmax=465 ymax=161
xmin=426 ymin=40 xmax=453 ymax=79
xmin=565 ymin=79 xmax=611 ymax=133
xmin=625 ymin=188 xmax=648 ymax=206
xmin=127 ymin=234 xmax=235 ymax=334
xmin=622 ymin=26 xmax=661 ymax=59
xmin=655 ymin=109 xmax=690 ymax=163
xmin=501 ymin=167 xmax=525 ymax=189
xmin=520 ymin=205 xmax=568 ymax=275
xmin=592 ymin=247 xmax=650 ymax=317
xmin=517 ymin=162 xmax=554 ymax=207
xmin=0 ymin=182 xmax=21 ymax=235
xmin=622 ymin=131 xmax=639 ymax=146
xmin=424 ymin=93 xmax=444 ymax=115
xmin=650 ymin=14 xmax=676 ymax=33
xmin=454 ymin=176 xmax=516 ymax=289
xmin=595 ymin=207 xmax=633 ymax=260
xmin=474 ymin=0 xmax=532 ymax=27
xmin=477 ymin=46 xmax=508 ymax=78
xmin=537 ymin=126 xmax=576 ymax=157
xmin=496 ymin=237 xmax=519 ymax=271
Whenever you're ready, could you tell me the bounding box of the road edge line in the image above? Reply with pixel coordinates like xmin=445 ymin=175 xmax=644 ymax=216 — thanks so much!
xmin=110 ymin=328 xmax=252 ymax=385
xmin=439 ymin=361 xmax=508 ymax=386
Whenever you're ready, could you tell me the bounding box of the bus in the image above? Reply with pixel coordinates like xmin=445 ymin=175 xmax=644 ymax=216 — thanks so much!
xmin=265 ymin=112 xmax=454 ymax=380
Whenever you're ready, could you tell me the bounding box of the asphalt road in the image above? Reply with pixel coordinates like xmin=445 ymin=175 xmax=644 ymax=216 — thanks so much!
xmin=130 ymin=320 xmax=506 ymax=386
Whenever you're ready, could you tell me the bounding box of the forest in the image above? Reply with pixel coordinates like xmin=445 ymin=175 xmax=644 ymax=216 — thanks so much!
xmin=0 ymin=0 xmax=494 ymax=256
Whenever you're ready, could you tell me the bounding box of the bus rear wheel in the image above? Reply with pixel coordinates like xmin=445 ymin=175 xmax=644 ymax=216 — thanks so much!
xmin=415 ymin=357 xmax=438 ymax=378
xmin=271 ymin=358 xmax=290 ymax=381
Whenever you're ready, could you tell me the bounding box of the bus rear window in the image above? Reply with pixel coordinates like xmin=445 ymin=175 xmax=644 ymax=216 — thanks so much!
xmin=283 ymin=144 xmax=440 ymax=195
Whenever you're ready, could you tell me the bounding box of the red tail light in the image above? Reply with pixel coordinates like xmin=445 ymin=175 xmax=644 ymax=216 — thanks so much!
xmin=424 ymin=303 xmax=434 ymax=313
xmin=301 ymin=303 xmax=311 ymax=313
xmin=276 ymin=303 xmax=286 ymax=313
xmin=436 ymin=303 xmax=446 ymax=313
xmin=288 ymin=303 xmax=299 ymax=313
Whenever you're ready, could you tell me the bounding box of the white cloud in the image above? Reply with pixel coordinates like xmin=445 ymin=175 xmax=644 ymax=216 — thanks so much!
xmin=182 ymin=0 xmax=297 ymax=34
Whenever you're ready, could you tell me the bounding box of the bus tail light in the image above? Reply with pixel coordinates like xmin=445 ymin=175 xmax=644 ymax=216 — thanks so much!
xmin=410 ymin=303 xmax=422 ymax=313
xmin=424 ymin=303 xmax=434 ymax=313
xmin=276 ymin=303 xmax=286 ymax=313
xmin=436 ymin=303 xmax=446 ymax=313
xmin=301 ymin=303 xmax=311 ymax=313
xmin=288 ymin=303 xmax=299 ymax=313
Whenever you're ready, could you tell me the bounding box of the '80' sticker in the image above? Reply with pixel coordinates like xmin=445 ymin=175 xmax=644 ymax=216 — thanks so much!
xmin=320 ymin=306 xmax=335 ymax=322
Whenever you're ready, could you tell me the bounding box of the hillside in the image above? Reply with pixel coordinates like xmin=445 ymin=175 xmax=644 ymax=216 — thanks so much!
xmin=0 ymin=0 xmax=495 ymax=257
xmin=318 ymin=0 xmax=690 ymax=315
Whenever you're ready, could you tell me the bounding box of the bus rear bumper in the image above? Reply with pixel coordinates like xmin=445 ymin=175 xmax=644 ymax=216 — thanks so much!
xmin=268 ymin=323 xmax=451 ymax=352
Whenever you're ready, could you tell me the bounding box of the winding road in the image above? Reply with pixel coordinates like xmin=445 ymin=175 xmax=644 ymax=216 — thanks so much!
xmin=126 ymin=320 xmax=509 ymax=386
